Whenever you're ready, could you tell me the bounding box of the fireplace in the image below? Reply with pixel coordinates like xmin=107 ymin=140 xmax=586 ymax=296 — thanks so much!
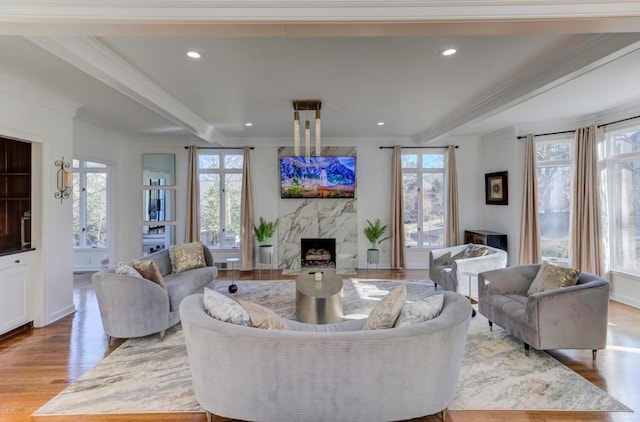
xmin=301 ymin=238 xmax=336 ymax=269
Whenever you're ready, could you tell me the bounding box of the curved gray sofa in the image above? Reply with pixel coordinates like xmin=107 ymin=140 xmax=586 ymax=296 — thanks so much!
xmin=478 ymin=264 xmax=609 ymax=358
xmin=92 ymin=247 xmax=217 ymax=342
xmin=180 ymin=291 xmax=471 ymax=422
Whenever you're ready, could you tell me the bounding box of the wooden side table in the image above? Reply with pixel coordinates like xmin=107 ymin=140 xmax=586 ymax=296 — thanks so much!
xmin=460 ymin=271 xmax=477 ymax=318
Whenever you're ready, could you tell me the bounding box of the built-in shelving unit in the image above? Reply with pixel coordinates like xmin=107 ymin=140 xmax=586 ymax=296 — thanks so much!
xmin=0 ymin=137 xmax=31 ymax=254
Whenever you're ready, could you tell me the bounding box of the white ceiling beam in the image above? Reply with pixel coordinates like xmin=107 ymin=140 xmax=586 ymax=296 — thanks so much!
xmin=3 ymin=1 xmax=640 ymax=23
xmin=418 ymin=33 xmax=640 ymax=143
xmin=27 ymin=36 xmax=225 ymax=145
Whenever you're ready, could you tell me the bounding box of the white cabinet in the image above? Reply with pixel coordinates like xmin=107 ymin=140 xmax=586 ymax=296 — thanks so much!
xmin=0 ymin=252 xmax=31 ymax=336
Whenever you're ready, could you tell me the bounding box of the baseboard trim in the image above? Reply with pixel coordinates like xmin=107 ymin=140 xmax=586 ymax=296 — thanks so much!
xmin=46 ymin=305 xmax=76 ymax=326
xmin=0 ymin=321 xmax=33 ymax=342
xmin=610 ymin=293 xmax=640 ymax=310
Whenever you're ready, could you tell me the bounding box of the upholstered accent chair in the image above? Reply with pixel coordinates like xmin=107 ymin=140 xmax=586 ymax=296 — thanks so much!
xmin=180 ymin=291 xmax=472 ymax=422
xmin=429 ymin=244 xmax=508 ymax=297
xmin=92 ymin=247 xmax=217 ymax=343
xmin=478 ymin=264 xmax=610 ymax=358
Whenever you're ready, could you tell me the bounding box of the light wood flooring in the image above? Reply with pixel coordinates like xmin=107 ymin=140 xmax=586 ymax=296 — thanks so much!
xmin=0 ymin=269 xmax=638 ymax=422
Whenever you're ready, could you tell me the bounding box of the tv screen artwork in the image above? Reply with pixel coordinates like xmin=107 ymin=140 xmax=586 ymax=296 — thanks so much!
xmin=280 ymin=156 xmax=356 ymax=198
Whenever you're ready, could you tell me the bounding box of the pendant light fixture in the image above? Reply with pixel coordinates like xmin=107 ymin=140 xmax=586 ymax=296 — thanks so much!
xmin=292 ymin=100 xmax=321 ymax=158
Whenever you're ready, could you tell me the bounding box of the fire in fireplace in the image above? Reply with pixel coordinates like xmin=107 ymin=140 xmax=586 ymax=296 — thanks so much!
xmin=301 ymin=238 xmax=336 ymax=269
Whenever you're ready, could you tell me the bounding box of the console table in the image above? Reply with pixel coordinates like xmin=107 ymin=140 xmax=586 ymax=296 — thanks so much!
xmin=464 ymin=229 xmax=507 ymax=252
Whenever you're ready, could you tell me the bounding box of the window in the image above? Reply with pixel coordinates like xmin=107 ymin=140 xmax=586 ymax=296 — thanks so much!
xmin=73 ymin=159 xmax=108 ymax=248
xmin=535 ymin=139 xmax=573 ymax=261
xmin=198 ymin=151 xmax=243 ymax=249
xmin=604 ymin=127 xmax=640 ymax=272
xmin=402 ymin=151 xmax=446 ymax=248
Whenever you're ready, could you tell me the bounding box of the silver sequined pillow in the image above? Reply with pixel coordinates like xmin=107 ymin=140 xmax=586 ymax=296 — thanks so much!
xmin=115 ymin=262 xmax=144 ymax=279
xmin=203 ymin=287 xmax=250 ymax=326
xmin=394 ymin=294 xmax=445 ymax=328
xmin=363 ymin=283 xmax=406 ymax=330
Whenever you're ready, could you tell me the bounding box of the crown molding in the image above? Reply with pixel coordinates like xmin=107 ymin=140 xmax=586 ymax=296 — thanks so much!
xmin=0 ymin=70 xmax=80 ymax=117
xmin=419 ymin=33 xmax=640 ymax=143
xmin=3 ymin=1 xmax=640 ymax=23
xmin=26 ymin=36 xmax=226 ymax=145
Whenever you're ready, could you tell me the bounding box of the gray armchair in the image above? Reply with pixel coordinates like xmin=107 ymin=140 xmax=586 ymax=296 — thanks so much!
xmin=92 ymin=247 xmax=217 ymax=343
xmin=478 ymin=264 xmax=610 ymax=358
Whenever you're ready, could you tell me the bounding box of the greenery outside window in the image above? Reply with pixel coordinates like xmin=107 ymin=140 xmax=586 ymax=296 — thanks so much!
xmin=401 ymin=151 xmax=446 ymax=249
xmin=73 ymin=159 xmax=108 ymax=248
xmin=198 ymin=151 xmax=243 ymax=249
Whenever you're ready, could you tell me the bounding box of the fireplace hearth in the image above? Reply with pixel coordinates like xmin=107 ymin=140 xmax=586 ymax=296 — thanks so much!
xmin=301 ymin=238 xmax=336 ymax=269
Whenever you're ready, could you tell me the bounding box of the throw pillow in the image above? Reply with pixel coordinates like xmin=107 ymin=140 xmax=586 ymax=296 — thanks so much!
xmin=203 ymin=287 xmax=250 ymax=326
xmin=363 ymin=283 xmax=407 ymax=330
xmin=433 ymin=252 xmax=452 ymax=266
xmin=237 ymin=300 xmax=289 ymax=331
xmin=169 ymin=242 xmax=206 ymax=273
xmin=527 ymin=261 xmax=581 ymax=296
xmin=131 ymin=259 xmax=166 ymax=289
xmin=114 ymin=262 xmax=144 ymax=279
xmin=463 ymin=244 xmax=489 ymax=259
xmin=394 ymin=293 xmax=445 ymax=328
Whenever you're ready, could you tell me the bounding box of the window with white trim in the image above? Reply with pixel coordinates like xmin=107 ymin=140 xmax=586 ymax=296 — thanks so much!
xmin=603 ymin=127 xmax=640 ymax=273
xmin=535 ymin=138 xmax=573 ymax=261
xmin=72 ymin=159 xmax=109 ymax=248
xmin=402 ymin=151 xmax=446 ymax=249
xmin=198 ymin=151 xmax=243 ymax=249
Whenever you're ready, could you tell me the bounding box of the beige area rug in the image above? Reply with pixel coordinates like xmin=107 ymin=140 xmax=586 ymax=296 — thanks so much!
xmin=34 ymin=279 xmax=631 ymax=416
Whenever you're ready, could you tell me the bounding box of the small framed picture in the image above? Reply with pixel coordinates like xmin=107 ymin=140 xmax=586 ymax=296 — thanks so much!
xmin=485 ymin=171 xmax=508 ymax=205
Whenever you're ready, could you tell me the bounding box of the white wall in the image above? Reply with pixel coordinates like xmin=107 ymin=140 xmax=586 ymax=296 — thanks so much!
xmin=0 ymin=74 xmax=77 ymax=327
xmin=73 ymin=121 xmax=129 ymax=270
xmin=478 ymin=127 xmax=525 ymax=265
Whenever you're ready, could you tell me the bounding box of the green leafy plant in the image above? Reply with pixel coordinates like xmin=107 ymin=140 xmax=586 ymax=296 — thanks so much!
xmin=253 ymin=217 xmax=279 ymax=245
xmin=363 ymin=219 xmax=391 ymax=250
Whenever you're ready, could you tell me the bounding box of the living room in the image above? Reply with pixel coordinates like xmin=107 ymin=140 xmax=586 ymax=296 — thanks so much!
xmin=1 ymin=2 xmax=640 ymax=421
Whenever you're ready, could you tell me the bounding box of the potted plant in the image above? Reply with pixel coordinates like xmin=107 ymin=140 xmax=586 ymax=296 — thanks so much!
xmin=363 ymin=219 xmax=390 ymax=264
xmin=254 ymin=217 xmax=279 ymax=264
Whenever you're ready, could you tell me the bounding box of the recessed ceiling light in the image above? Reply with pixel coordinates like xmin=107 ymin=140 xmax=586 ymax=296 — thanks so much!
xmin=244 ymin=122 xmax=253 ymax=127
xmin=377 ymin=122 xmax=385 ymax=126
xmin=441 ymin=48 xmax=457 ymax=56
xmin=187 ymin=51 xmax=201 ymax=59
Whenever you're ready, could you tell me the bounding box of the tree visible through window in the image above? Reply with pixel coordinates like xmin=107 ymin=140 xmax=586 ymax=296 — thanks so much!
xmin=198 ymin=152 xmax=243 ymax=249
xmin=535 ymin=139 xmax=572 ymax=261
xmin=73 ymin=160 xmax=108 ymax=248
xmin=402 ymin=151 xmax=446 ymax=248
xmin=606 ymin=128 xmax=640 ymax=272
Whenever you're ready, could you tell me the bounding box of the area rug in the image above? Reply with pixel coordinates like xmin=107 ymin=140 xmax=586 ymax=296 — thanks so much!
xmin=34 ymin=279 xmax=631 ymax=416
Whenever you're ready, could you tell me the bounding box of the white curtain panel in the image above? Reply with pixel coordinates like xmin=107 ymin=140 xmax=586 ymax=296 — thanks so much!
xmin=391 ymin=145 xmax=406 ymax=269
xmin=185 ymin=146 xmax=200 ymax=243
xmin=446 ymin=145 xmax=460 ymax=247
xmin=570 ymin=124 xmax=603 ymax=275
xmin=240 ymin=146 xmax=254 ymax=271
xmin=518 ymin=134 xmax=542 ymax=264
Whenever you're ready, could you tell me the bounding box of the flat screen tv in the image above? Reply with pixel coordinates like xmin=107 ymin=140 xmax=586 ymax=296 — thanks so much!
xmin=280 ymin=156 xmax=356 ymax=198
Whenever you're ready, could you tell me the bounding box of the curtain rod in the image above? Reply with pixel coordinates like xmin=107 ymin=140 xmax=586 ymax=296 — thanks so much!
xmin=184 ymin=146 xmax=254 ymax=150
xmin=516 ymin=114 xmax=640 ymax=139
xmin=379 ymin=145 xmax=458 ymax=149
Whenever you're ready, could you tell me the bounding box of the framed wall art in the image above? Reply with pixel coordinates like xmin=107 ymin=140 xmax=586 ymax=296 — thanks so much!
xmin=485 ymin=171 xmax=508 ymax=205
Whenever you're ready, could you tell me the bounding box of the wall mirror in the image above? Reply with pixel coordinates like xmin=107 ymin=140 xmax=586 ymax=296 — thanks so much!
xmin=143 ymin=189 xmax=175 ymax=222
xmin=142 ymin=225 xmax=175 ymax=256
xmin=143 ymin=154 xmax=175 ymax=186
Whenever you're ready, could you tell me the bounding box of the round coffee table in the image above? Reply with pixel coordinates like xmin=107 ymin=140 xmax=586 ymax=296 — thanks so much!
xmin=295 ymin=268 xmax=343 ymax=324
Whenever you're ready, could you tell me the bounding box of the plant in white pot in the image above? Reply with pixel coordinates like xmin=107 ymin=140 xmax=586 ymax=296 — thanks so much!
xmin=254 ymin=217 xmax=279 ymax=264
xmin=363 ymin=219 xmax=390 ymax=265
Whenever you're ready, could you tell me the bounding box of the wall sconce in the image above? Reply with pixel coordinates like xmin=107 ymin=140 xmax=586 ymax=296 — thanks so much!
xmin=55 ymin=156 xmax=72 ymax=203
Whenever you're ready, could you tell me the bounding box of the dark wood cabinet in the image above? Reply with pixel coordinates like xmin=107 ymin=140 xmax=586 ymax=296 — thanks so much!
xmin=0 ymin=137 xmax=31 ymax=253
xmin=464 ymin=229 xmax=507 ymax=252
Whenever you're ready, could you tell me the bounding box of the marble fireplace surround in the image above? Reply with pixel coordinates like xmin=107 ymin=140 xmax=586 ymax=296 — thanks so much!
xmin=278 ymin=146 xmax=357 ymax=274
